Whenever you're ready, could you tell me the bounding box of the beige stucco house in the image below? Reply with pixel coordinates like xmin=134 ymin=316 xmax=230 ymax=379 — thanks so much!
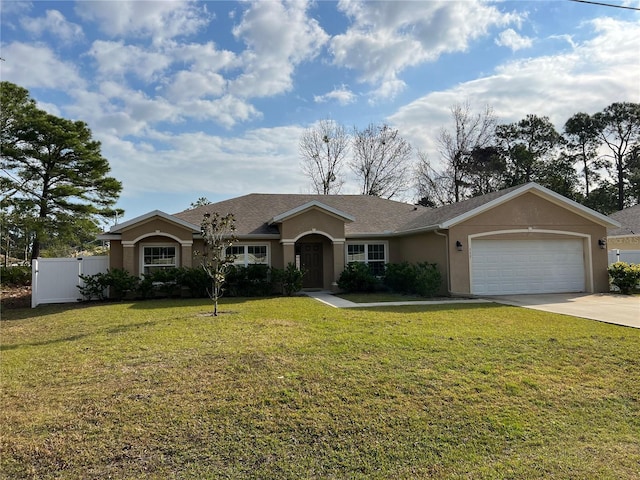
xmin=99 ymin=182 xmax=619 ymax=296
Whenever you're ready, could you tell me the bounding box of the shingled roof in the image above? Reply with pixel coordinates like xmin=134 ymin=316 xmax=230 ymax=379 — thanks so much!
xmin=608 ymin=204 xmax=640 ymax=236
xmin=173 ymin=193 xmax=430 ymax=236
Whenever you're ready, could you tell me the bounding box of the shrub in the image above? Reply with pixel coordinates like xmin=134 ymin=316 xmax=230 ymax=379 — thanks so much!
xmin=78 ymin=272 xmax=109 ymax=301
xmin=338 ymin=262 xmax=379 ymax=293
xmin=274 ymin=263 xmax=305 ymax=296
xmin=383 ymin=262 xmax=442 ymax=297
xmin=383 ymin=262 xmax=416 ymax=294
xmin=608 ymin=261 xmax=640 ymax=294
xmin=226 ymin=264 xmax=274 ymax=297
xmin=412 ymin=262 xmax=442 ymax=297
xmin=175 ymin=267 xmax=209 ymax=298
xmin=1 ymin=266 xmax=31 ymax=286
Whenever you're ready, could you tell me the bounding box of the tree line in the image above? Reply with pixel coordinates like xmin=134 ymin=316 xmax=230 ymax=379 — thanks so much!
xmin=300 ymin=102 xmax=640 ymax=213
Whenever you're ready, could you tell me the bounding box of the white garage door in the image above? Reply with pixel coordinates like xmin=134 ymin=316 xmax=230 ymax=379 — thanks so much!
xmin=471 ymin=239 xmax=585 ymax=295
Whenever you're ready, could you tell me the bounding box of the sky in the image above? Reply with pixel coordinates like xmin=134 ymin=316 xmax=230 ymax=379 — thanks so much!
xmin=1 ymin=0 xmax=639 ymax=227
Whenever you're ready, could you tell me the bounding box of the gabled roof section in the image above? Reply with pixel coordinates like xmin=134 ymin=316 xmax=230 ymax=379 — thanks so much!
xmin=102 ymin=210 xmax=200 ymax=235
xmin=269 ymin=200 xmax=356 ymax=225
xmin=400 ymin=183 xmax=620 ymax=233
xmin=608 ymin=204 xmax=640 ymax=236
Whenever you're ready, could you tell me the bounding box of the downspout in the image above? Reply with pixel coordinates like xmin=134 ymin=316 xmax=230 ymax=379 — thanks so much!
xmin=434 ymin=229 xmax=452 ymax=295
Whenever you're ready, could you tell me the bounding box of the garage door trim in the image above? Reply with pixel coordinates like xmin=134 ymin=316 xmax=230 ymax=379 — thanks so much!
xmin=468 ymin=229 xmax=593 ymax=294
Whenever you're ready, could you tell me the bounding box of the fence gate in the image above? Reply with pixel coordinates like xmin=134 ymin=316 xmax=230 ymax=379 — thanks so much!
xmin=31 ymin=256 xmax=109 ymax=308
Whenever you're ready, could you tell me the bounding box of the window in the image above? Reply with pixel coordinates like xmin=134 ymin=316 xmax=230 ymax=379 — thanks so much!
xmin=347 ymin=242 xmax=386 ymax=275
xmin=227 ymin=244 xmax=269 ymax=266
xmin=142 ymin=245 xmax=177 ymax=275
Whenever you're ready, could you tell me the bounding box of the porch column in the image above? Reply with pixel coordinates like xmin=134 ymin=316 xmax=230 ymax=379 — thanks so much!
xmin=282 ymin=241 xmax=295 ymax=268
xmin=122 ymin=244 xmax=135 ymax=274
xmin=332 ymin=241 xmax=345 ymax=292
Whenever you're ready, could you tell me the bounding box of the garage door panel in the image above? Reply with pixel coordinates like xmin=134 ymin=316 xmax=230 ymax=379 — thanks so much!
xmin=471 ymin=239 xmax=585 ymax=295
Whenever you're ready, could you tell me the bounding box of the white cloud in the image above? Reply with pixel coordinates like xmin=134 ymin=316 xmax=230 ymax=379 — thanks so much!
xmin=20 ymin=9 xmax=84 ymax=42
xmin=388 ymin=17 xmax=640 ymax=164
xmin=331 ymin=0 xmax=521 ymax=100
xmin=495 ymin=28 xmax=533 ymax=51
xmin=230 ymin=0 xmax=329 ymax=98
xmin=314 ymin=85 xmax=357 ymax=105
xmin=75 ymin=0 xmax=210 ymax=44
xmin=100 ymin=125 xmax=306 ymax=199
xmin=0 ymin=42 xmax=85 ymax=90
xmin=88 ymin=40 xmax=172 ymax=81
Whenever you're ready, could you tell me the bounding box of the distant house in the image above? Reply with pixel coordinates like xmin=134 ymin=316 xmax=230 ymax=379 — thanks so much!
xmin=607 ymin=204 xmax=640 ymax=264
xmin=99 ymin=182 xmax=618 ymax=296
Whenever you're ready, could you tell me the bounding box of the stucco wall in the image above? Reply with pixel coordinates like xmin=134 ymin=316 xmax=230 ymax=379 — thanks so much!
xmin=391 ymin=233 xmax=449 ymax=295
xmin=447 ymin=192 xmax=610 ymax=294
xmin=280 ymin=209 xmax=346 ymax=241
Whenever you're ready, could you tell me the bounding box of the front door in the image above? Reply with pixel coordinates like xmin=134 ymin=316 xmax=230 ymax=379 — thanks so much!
xmin=297 ymin=242 xmax=323 ymax=289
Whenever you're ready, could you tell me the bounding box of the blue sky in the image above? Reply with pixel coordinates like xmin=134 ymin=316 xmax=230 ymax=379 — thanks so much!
xmin=1 ymin=0 xmax=639 ymax=226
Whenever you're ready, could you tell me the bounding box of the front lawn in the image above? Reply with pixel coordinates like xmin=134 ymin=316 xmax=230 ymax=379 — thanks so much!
xmin=1 ymin=298 xmax=638 ymax=479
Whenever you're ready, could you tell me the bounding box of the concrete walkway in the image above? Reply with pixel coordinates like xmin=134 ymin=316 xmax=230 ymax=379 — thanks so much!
xmin=303 ymin=291 xmax=489 ymax=308
xmin=303 ymin=291 xmax=639 ymax=329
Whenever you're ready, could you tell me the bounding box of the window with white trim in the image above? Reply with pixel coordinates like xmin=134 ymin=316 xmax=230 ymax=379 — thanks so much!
xmin=227 ymin=244 xmax=268 ymax=266
xmin=142 ymin=245 xmax=178 ymax=275
xmin=347 ymin=242 xmax=386 ymax=275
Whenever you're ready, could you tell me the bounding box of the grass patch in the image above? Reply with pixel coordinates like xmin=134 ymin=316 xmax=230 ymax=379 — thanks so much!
xmin=335 ymin=292 xmax=431 ymax=303
xmin=2 ymin=298 xmax=639 ymax=479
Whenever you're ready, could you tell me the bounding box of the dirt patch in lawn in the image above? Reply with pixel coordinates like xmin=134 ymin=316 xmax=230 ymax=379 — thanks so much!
xmin=1 ymin=285 xmax=31 ymax=310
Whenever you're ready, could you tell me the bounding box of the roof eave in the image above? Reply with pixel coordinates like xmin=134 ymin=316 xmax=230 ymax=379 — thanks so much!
xmin=440 ymin=183 xmax=621 ymax=229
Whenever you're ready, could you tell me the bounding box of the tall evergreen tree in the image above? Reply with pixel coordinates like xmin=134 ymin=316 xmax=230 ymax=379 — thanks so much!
xmin=1 ymin=81 xmax=122 ymax=260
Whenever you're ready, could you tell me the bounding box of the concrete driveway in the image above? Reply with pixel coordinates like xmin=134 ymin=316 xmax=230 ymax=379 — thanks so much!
xmin=487 ymin=293 xmax=640 ymax=328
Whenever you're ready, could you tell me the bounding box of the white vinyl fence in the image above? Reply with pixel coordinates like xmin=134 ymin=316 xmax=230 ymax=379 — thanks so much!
xmin=608 ymin=250 xmax=640 ymax=265
xmin=31 ymin=256 xmax=109 ymax=308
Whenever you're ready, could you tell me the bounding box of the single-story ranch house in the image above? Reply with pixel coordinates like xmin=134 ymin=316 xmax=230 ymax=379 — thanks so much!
xmin=99 ymin=182 xmax=620 ymax=296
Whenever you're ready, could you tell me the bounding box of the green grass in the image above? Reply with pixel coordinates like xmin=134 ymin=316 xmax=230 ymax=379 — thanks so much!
xmin=335 ymin=292 xmax=431 ymax=303
xmin=1 ymin=298 xmax=639 ymax=479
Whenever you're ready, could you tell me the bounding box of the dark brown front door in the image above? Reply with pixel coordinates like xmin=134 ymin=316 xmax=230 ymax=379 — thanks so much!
xmin=297 ymin=242 xmax=323 ymax=289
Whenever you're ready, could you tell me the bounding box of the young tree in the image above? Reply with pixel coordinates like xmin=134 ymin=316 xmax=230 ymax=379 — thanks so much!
xmin=1 ymin=81 xmax=122 ymax=260
xmin=350 ymin=123 xmax=412 ymax=199
xmin=593 ymin=102 xmax=640 ymax=210
xmin=437 ymin=102 xmax=497 ymax=202
xmin=199 ymin=212 xmax=237 ymax=316
xmin=299 ymin=119 xmax=349 ymax=194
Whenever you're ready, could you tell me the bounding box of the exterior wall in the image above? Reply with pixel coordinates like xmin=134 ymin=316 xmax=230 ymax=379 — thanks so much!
xmin=280 ymin=209 xmax=346 ymax=242
xmin=279 ymin=209 xmax=347 ymax=290
xmin=447 ymin=193 xmax=610 ymax=294
xmin=108 ymin=240 xmax=123 ymax=271
xmin=109 ymin=218 xmax=196 ymax=276
xmin=607 ymin=235 xmax=640 ymax=251
xmin=393 ymin=232 xmax=449 ymax=295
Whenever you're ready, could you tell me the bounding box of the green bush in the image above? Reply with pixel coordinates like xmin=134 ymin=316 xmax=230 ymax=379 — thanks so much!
xmin=608 ymin=261 xmax=640 ymax=294
xmin=1 ymin=266 xmax=31 ymax=286
xmin=412 ymin=262 xmax=442 ymax=297
xmin=78 ymin=268 xmax=139 ymax=301
xmin=175 ymin=267 xmax=209 ymax=298
xmin=383 ymin=262 xmax=416 ymax=294
xmin=226 ymin=264 xmax=274 ymax=297
xmin=337 ymin=262 xmax=379 ymax=293
xmin=273 ymin=263 xmax=305 ymax=296
xmin=383 ymin=262 xmax=442 ymax=297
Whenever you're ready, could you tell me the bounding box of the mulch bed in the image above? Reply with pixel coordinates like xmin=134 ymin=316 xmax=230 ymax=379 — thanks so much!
xmin=1 ymin=286 xmax=32 ymax=310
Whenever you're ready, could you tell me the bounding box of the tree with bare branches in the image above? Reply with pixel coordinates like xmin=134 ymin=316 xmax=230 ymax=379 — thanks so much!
xmin=299 ymin=119 xmax=349 ymax=194
xmin=350 ymin=123 xmax=412 ymax=199
xmin=437 ymin=102 xmax=497 ymax=203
